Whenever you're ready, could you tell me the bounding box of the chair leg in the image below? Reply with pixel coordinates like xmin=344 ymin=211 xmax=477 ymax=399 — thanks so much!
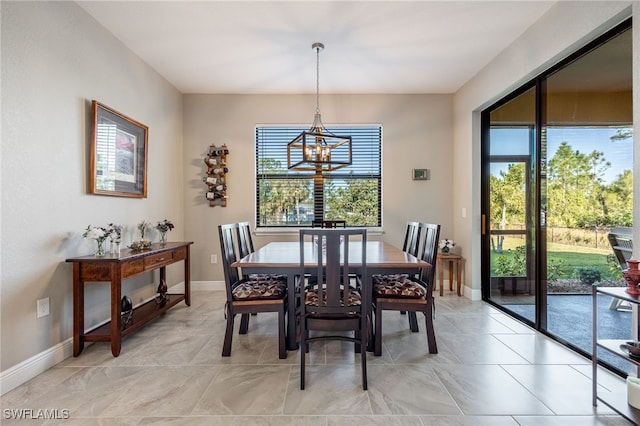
xmin=374 ymin=303 xmax=383 ymax=356
xmin=300 ymin=318 xmax=306 ymax=390
xmin=424 ymin=308 xmax=438 ymax=354
xmin=222 ymin=313 xmax=235 ymax=356
xmin=278 ymin=307 xmax=287 ymax=359
xmin=239 ymin=313 xmax=250 ymax=334
xmin=360 ymin=329 xmax=368 ymax=390
xmin=408 ymin=311 xmax=419 ymax=332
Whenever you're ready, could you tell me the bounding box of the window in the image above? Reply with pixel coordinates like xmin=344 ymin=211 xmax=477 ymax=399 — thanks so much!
xmin=256 ymin=125 xmax=382 ymax=227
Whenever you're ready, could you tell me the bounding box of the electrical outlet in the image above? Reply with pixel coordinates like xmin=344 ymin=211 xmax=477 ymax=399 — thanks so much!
xmin=37 ymin=297 xmax=50 ymax=318
xmin=210 ymin=254 xmax=217 ymax=264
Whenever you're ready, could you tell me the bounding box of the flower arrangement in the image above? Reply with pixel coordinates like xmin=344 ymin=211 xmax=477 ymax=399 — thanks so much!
xmin=155 ymin=219 xmax=174 ymax=244
xmin=107 ymin=223 xmax=123 ymax=243
xmin=439 ymin=239 xmax=456 ymax=253
xmin=155 ymin=219 xmax=175 ymax=233
xmin=82 ymin=225 xmax=109 ymax=256
xmin=137 ymin=221 xmax=151 ymax=240
xmin=83 ymin=225 xmax=108 ymax=242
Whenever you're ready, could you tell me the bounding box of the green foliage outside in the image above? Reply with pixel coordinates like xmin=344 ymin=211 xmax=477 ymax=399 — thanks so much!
xmin=258 ymin=157 xmax=380 ymax=226
xmin=490 ymin=243 xmax=621 ymax=282
xmin=573 ymin=267 xmax=602 ymax=285
xmin=489 ymin=132 xmax=632 ymax=285
xmin=490 ymin=139 xmax=633 ymax=232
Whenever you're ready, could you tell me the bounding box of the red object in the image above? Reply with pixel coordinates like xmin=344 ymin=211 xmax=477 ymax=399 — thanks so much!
xmin=624 ymin=259 xmax=640 ymax=295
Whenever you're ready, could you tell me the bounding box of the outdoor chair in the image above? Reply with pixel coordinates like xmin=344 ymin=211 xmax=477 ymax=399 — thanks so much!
xmin=607 ymin=227 xmax=633 ymax=311
xmin=372 ymin=222 xmax=440 ymax=356
xmin=218 ymin=223 xmax=287 ymax=359
xmin=297 ymin=228 xmax=368 ymax=390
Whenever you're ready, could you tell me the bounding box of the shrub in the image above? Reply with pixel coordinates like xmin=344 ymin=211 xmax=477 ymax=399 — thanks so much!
xmin=547 ymin=258 xmax=566 ymax=282
xmin=573 ymin=267 xmax=602 ymax=285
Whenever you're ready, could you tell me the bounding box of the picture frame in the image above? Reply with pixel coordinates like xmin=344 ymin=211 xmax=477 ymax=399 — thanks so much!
xmin=89 ymin=100 xmax=148 ymax=198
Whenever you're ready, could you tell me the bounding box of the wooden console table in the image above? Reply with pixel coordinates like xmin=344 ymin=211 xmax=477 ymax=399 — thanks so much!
xmin=66 ymin=241 xmax=193 ymax=357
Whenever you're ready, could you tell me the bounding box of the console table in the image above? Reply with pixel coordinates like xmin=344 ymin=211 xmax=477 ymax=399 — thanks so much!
xmin=66 ymin=241 xmax=193 ymax=357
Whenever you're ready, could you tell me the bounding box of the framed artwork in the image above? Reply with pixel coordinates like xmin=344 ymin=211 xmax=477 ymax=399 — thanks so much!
xmin=89 ymin=100 xmax=148 ymax=198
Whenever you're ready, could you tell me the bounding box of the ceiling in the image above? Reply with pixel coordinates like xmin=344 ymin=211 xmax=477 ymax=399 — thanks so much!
xmin=77 ymin=1 xmax=557 ymax=95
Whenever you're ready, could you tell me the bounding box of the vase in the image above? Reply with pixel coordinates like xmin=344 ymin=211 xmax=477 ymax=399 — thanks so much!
xmin=160 ymin=231 xmax=167 ymax=245
xmin=624 ymin=259 xmax=640 ymax=295
xmin=441 ymin=246 xmax=450 ymax=254
xmin=95 ymin=239 xmax=106 ymax=257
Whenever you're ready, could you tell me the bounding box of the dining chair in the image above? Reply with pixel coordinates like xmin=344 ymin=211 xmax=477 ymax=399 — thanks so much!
xmin=235 ymin=221 xmax=287 ymax=332
xmin=402 ymin=221 xmax=422 ymax=257
xmin=388 ymin=221 xmax=423 ymax=331
xmin=218 ymin=223 xmax=287 ymax=359
xmin=297 ymin=228 xmax=368 ymax=390
xmin=372 ymin=222 xmax=440 ymax=356
xmin=236 ymin=221 xmax=255 ymax=259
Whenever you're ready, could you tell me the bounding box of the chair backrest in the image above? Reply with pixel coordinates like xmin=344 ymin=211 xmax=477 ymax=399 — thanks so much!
xmin=236 ymin=221 xmax=255 ymax=259
xmin=311 ymin=220 xmax=346 ymax=228
xmin=299 ymin=228 xmax=367 ymax=314
xmin=218 ymin=223 xmax=241 ymax=302
xmin=608 ymin=227 xmax=633 ymax=272
xmin=324 ymin=220 xmax=346 ymax=228
xmin=417 ymin=223 xmax=441 ymax=291
xmin=402 ymin=221 xmax=422 ymax=257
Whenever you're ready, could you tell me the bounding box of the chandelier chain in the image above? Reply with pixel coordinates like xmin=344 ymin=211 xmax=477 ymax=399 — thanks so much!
xmin=315 ymin=44 xmax=321 ymax=115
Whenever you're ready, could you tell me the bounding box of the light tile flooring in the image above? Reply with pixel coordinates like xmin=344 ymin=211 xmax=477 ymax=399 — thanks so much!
xmin=0 ymin=290 xmax=633 ymax=425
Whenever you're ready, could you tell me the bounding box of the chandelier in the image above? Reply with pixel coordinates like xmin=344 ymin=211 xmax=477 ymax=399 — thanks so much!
xmin=287 ymin=42 xmax=352 ymax=172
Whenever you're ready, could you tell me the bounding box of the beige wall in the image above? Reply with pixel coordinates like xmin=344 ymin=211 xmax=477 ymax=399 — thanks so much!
xmin=1 ymin=2 xmax=184 ymax=375
xmin=183 ymin=94 xmax=454 ymax=282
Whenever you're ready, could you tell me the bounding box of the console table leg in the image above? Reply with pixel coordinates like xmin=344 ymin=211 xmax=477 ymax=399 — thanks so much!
xmin=184 ymin=245 xmax=191 ymax=306
xmin=72 ymin=264 xmax=84 ymax=357
xmin=110 ymin=267 xmax=122 ymax=357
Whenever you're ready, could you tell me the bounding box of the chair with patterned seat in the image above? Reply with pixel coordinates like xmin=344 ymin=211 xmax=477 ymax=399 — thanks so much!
xmin=372 ymin=222 xmax=440 ymax=356
xmin=218 ymin=223 xmax=287 ymax=359
xmin=235 ymin=221 xmax=288 ymax=331
xmin=388 ymin=221 xmax=423 ymax=331
xmin=297 ymin=228 xmax=368 ymax=390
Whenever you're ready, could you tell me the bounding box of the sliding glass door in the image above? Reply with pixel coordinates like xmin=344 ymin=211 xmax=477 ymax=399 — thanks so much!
xmin=482 ymin=20 xmax=633 ymax=370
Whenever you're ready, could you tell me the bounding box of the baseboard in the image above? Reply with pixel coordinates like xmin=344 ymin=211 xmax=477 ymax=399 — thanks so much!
xmin=0 ymin=281 xmax=223 ymax=396
xmin=0 ymin=338 xmax=73 ymax=396
xmin=466 ymin=285 xmax=482 ymax=301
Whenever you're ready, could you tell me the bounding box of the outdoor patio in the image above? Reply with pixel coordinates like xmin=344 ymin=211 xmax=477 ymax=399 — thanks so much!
xmin=499 ymin=291 xmax=633 ymax=373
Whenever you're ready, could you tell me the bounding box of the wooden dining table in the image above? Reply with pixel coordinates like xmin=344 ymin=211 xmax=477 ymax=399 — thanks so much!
xmin=232 ymin=240 xmax=429 ymax=351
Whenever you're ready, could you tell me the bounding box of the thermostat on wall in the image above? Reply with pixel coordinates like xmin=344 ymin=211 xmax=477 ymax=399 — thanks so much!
xmin=412 ymin=169 xmax=430 ymax=180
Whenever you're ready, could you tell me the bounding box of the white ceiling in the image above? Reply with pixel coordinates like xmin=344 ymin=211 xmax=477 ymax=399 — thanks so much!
xmin=77 ymin=1 xmax=556 ymax=95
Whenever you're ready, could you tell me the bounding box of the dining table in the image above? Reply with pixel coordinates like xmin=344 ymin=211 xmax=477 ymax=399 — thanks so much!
xmin=232 ymin=240 xmax=429 ymax=351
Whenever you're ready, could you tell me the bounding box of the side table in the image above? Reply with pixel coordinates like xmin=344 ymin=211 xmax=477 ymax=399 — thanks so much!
xmin=437 ymin=253 xmax=463 ymax=296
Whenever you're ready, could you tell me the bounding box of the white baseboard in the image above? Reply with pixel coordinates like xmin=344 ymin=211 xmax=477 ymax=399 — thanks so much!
xmin=0 ymin=281 xmax=223 ymax=396
xmin=465 ymin=285 xmax=482 ymax=301
xmin=0 ymin=338 xmax=73 ymax=396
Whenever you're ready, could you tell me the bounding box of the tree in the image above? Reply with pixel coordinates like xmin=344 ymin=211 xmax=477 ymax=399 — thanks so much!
xmin=547 ymin=142 xmax=610 ymax=228
xmin=327 ymin=179 xmax=379 ymax=226
xmin=489 ymin=163 xmax=526 ymax=252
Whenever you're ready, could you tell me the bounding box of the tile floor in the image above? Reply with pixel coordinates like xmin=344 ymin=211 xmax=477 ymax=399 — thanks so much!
xmin=0 ymin=290 xmax=633 ymax=425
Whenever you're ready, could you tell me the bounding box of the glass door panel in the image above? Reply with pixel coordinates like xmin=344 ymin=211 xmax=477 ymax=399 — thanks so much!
xmin=482 ymin=22 xmax=632 ymax=374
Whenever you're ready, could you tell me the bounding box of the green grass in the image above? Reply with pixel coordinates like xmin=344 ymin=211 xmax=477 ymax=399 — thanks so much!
xmin=490 ymin=241 xmax=620 ymax=281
